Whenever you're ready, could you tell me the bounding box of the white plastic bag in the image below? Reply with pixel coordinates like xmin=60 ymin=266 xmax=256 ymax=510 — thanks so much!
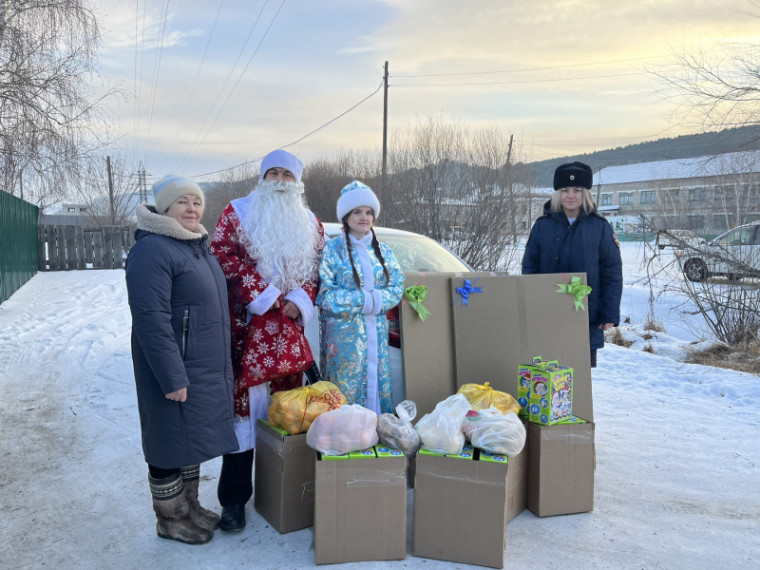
xmin=414 ymin=393 xmax=472 ymax=455
xmin=468 ymin=407 xmax=526 ymax=456
xmin=377 ymin=400 xmax=420 ymax=454
xmin=306 ymin=404 xmax=379 ymax=455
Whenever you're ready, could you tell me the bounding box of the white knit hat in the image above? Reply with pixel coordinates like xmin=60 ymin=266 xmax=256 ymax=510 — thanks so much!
xmin=259 ymin=149 xmax=304 ymax=183
xmin=152 ymin=175 xmax=205 ymax=213
xmin=336 ymin=181 xmax=381 ymax=222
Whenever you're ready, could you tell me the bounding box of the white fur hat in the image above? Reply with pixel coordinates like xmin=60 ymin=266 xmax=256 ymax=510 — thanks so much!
xmin=259 ymin=149 xmax=304 ymax=183
xmin=336 ymin=181 xmax=381 ymax=221
xmin=152 ymin=175 xmax=205 ymax=213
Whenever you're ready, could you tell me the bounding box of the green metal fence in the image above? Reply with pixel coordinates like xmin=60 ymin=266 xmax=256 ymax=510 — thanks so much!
xmin=0 ymin=192 xmax=39 ymax=304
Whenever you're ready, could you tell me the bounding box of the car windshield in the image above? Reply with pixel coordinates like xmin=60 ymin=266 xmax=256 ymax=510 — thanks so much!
xmin=714 ymin=226 xmax=758 ymax=247
xmin=374 ymin=233 xmax=470 ymax=272
xmin=322 ymin=224 xmax=471 ymax=272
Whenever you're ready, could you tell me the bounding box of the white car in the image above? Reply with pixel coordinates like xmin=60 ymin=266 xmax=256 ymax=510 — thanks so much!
xmin=305 ymin=223 xmax=472 ymax=406
xmin=681 ymin=221 xmax=760 ymax=282
xmin=656 ymin=229 xmax=705 ymax=250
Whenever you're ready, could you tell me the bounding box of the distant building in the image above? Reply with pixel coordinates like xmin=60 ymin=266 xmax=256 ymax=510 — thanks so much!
xmin=592 ymin=151 xmax=760 ymax=235
xmin=41 ymin=202 xmax=92 ymax=226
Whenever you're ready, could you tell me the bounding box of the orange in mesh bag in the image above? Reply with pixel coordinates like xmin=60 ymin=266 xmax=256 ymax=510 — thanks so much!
xmin=457 ymin=381 xmax=520 ymax=415
xmin=267 ymin=380 xmax=347 ymax=434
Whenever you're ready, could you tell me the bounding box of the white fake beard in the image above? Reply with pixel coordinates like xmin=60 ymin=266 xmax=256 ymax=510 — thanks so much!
xmin=239 ymin=180 xmax=318 ymax=294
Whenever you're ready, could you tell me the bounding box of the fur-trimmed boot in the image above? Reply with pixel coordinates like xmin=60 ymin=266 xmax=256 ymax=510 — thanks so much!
xmin=149 ymin=472 xmax=213 ymax=545
xmin=180 ymin=465 xmax=221 ymax=531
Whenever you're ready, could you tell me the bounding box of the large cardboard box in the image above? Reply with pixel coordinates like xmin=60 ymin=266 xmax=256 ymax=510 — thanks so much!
xmin=399 ymin=271 xmax=487 ymax=417
xmin=412 ymin=450 xmax=511 ymax=568
xmin=314 ymin=451 xmax=407 ymax=565
xmin=449 ymin=273 xmax=593 ymax=423
xmin=253 ymin=419 xmax=315 ymax=533
xmin=526 ymin=420 xmax=595 ymax=517
xmin=400 ymin=273 xmax=593 ymax=421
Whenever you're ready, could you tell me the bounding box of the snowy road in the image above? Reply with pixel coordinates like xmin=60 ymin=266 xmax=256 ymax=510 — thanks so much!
xmin=1 ymin=249 xmax=758 ymax=569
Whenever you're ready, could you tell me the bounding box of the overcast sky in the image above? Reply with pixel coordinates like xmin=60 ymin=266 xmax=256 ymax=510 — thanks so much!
xmin=91 ymin=0 xmax=758 ymax=183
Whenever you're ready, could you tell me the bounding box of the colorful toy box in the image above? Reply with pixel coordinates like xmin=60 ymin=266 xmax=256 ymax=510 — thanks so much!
xmin=524 ymin=359 xmax=573 ymax=425
xmin=517 ymin=356 xmax=555 ymax=419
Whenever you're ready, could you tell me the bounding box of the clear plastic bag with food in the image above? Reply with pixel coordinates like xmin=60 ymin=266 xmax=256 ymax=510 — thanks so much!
xmin=414 ymin=393 xmax=472 ymax=455
xmin=306 ymin=404 xmax=379 ymax=455
xmin=468 ymin=407 xmax=526 ymax=456
xmin=377 ymin=400 xmax=421 ymax=454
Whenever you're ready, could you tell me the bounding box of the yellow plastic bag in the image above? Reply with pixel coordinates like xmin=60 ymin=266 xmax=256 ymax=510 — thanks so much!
xmin=267 ymin=380 xmax=347 ymax=434
xmin=457 ymin=381 xmax=520 ymax=416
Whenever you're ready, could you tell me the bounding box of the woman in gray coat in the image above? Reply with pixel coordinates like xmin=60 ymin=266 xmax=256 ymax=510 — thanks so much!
xmin=126 ymin=175 xmax=238 ymax=544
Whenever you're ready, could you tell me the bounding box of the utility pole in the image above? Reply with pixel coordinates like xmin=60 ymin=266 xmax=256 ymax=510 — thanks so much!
xmin=596 ymin=165 xmax=603 ymax=207
xmin=138 ymin=164 xmax=147 ymax=203
xmin=106 ymin=155 xmax=115 ymax=223
xmin=382 ymin=61 xmax=389 ymax=187
xmin=504 ymin=134 xmax=517 ymax=242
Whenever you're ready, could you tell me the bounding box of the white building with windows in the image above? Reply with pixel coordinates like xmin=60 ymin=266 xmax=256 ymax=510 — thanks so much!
xmin=590 ymin=151 xmax=760 ymax=236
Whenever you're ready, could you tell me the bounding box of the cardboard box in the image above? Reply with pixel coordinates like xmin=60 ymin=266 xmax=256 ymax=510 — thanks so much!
xmin=253 ymin=419 xmax=315 ymax=533
xmin=412 ymin=450 xmax=510 ymax=568
xmin=400 ymin=271 xmax=492 ymax=417
xmin=528 ymin=361 xmax=573 ymax=425
xmin=314 ymin=451 xmax=407 ymax=565
xmin=446 ymin=273 xmax=594 ymax=423
xmin=505 ymin=440 xmax=528 ymax=522
xmin=526 ymin=420 xmax=595 ymax=517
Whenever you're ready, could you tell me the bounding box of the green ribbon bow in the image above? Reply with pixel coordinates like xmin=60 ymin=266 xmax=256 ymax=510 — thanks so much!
xmin=404 ymin=285 xmax=431 ymax=321
xmin=556 ymin=276 xmax=592 ymax=311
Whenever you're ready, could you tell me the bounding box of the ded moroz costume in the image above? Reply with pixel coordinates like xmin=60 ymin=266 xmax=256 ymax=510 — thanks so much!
xmin=210 ymin=149 xmax=324 ymax=531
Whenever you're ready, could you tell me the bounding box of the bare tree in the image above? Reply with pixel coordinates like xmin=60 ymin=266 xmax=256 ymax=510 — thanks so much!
xmin=303 ymin=150 xmax=382 ymax=224
xmin=384 ymin=117 xmax=531 ymax=271
xmin=201 ymin=162 xmax=259 ymax=229
xmin=0 ymin=0 xmax=112 ymax=205
xmin=72 ymin=153 xmax=142 ymax=225
xmin=654 ymin=22 xmax=760 ymax=134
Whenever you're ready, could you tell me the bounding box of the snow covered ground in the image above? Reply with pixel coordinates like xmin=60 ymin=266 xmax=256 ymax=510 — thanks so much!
xmin=0 ymin=242 xmax=758 ymax=569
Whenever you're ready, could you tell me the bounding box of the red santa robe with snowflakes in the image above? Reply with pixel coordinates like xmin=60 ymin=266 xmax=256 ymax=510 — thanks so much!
xmin=210 ymin=198 xmax=324 ymax=422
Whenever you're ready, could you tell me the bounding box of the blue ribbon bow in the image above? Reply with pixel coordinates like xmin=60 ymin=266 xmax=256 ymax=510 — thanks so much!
xmin=455 ymin=278 xmax=483 ymax=307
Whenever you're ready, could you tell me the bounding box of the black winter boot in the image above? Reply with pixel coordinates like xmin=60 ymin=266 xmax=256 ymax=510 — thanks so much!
xmin=217 ymin=450 xmax=253 ymax=533
xmin=180 ymin=465 xmax=221 ymax=531
xmin=149 ymin=472 xmax=213 ymax=545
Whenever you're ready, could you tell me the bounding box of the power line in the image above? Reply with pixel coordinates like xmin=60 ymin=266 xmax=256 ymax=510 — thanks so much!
xmin=280 ymin=78 xmax=385 ymax=150
xmin=391 ymin=55 xmax=671 ymax=78
xmin=179 ymin=0 xmax=285 ymax=170
xmin=156 ymin=0 xmax=227 ymax=173
xmin=132 ymin=0 xmax=148 ymax=163
xmin=141 ymin=0 xmax=172 ymax=163
xmin=393 ymin=71 xmax=646 ymax=88
xmin=186 ymin=77 xmax=385 ymax=180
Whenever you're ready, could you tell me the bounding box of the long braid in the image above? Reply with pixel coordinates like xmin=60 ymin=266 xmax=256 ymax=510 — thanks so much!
xmin=343 ymin=222 xmax=362 ymax=289
xmin=371 ymin=229 xmax=390 ymax=285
